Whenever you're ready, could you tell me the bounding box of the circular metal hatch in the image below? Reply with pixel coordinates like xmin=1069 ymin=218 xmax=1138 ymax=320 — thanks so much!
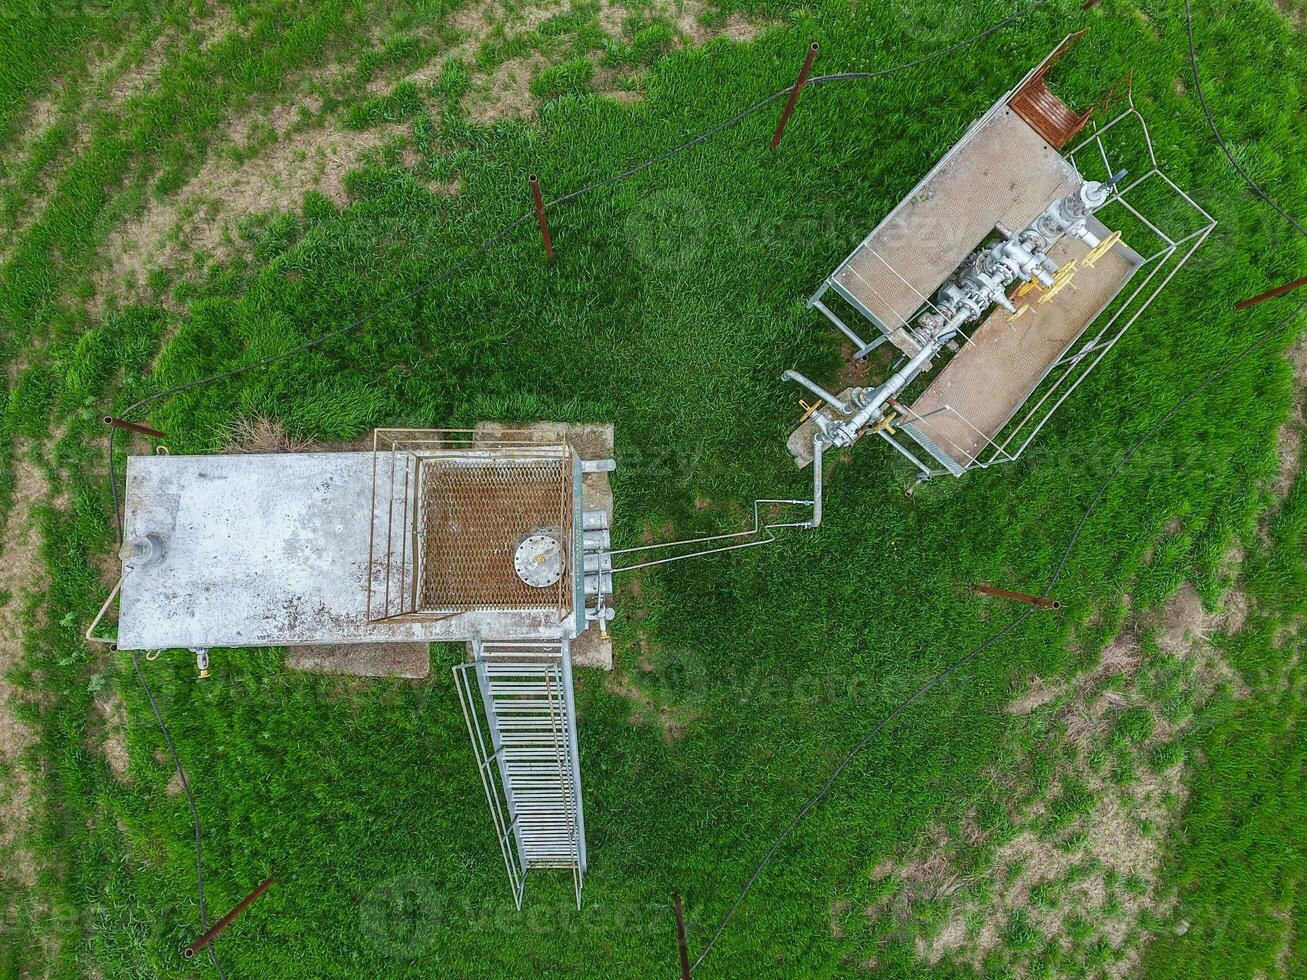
xmin=513 ymin=532 xmax=564 ymax=588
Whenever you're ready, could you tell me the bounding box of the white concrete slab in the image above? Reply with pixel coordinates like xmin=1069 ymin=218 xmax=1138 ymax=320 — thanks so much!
xmin=118 ymin=452 xmax=565 ymax=651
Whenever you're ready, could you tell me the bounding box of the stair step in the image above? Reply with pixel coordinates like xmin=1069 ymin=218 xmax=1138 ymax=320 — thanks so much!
xmin=898 ymin=421 xmax=967 ymax=477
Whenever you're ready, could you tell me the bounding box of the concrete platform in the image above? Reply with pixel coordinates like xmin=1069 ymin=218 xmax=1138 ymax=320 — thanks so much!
xmin=118 ymin=423 xmax=618 ymax=667
xmin=117 ymin=452 xmax=567 ymax=651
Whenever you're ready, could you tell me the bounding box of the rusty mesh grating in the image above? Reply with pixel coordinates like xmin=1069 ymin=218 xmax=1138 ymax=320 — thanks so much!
xmin=1009 ymin=30 xmax=1091 ymax=150
xmin=419 ymin=459 xmax=572 ymax=612
xmin=367 ymin=429 xmax=574 ymax=623
xmin=1010 ymin=77 xmax=1092 ymax=150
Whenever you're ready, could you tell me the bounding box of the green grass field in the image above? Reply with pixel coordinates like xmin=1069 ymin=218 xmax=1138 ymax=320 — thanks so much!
xmin=1 ymin=0 xmax=1303 ymax=976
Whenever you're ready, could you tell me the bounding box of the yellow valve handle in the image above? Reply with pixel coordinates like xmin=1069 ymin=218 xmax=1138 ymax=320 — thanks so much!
xmin=870 ymin=411 xmax=898 ymax=436
xmin=1081 ymin=229 xmax=1122 ymax=269
xmin=1013 ymin=279 xmax=1042 ymax=299
xmin=1039 ymin=259 xmax=1078 ymax=305
xmin=1007 ymin=303 xmax=1030 ymax=325
xmin=798 ymin=398 xmax=820 ymax=424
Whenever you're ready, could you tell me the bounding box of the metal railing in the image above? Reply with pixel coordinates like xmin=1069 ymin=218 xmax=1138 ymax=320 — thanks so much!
xmin=367 ymin=428 xmax=574 ymax=623
xmin=453 ymin=636 xmax=586 ymax=909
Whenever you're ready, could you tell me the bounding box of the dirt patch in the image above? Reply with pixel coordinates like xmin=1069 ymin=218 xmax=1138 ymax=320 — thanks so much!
xmin=285 ymin=643 xmax=432 ymax=679
xmin=1274 ymin=0 xmax=1305 ymax=31
xmin=1153 ymin=582 xmax=1250 ymax=699
xmin=676 ymin=8 xmax=764 ymax=45
xmin=466 ymin=53 xmax=547 ymax=124
xmin=873 ymin=578 xmax=1255 ymax=976
xmin=835 ymin=343 xmax=872 ymax=389
xmin=606 ymin=671 xmax=697 ymax=744
xmin=1268 ymin=331 xmax=1305 ymax=510
xmin=94 ymin=114 xmax=403 ymax=304
xmin=90 ymin=691 xmax=131 ymax=781
xmin=1003 ymin=676 xmax=1064 ymax=715
xmin=455 ymin=0 xmax=769 ymax=122
xmin=0 ymin=448 xmax=51 ymax=890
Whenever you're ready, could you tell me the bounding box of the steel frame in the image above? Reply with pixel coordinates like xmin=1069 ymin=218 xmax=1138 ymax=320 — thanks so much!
xmin=837 ymin=94 xmax=1215 ymax=480
xmin=453 ymin=636 xmax=586 ymax=910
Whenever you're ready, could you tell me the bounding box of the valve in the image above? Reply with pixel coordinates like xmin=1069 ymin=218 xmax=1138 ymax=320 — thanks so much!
xmin=1039 ymin=259 xmax=1079 ymax=305
xmin=1082 ymin=229 xmax=1122 ymax=269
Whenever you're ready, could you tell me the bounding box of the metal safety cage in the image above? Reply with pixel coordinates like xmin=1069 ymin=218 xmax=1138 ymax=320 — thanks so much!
xmin=872 ymin=94 xmax=1216 ymax=479
xmin=367 ymin=428 xmax=581 ymax=624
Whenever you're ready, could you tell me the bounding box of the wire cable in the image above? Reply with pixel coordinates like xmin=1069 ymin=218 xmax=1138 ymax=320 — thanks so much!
xmin=1184 ymin=0 xmax=1307 ymax=239
xmin=130 ymin=652 xmax=229 ymax=980
xmin=689 ymin=4 xmax=1307 ymax=967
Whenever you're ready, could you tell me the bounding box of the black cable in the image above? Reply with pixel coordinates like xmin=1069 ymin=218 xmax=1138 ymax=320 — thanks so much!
xmin=95 ymin=4 xmax=1062 ymax=974
xmin=131 ymin=652 xmax=229 ymax=980
xmin=1184 ymin=0 xmax=1307 ymax=239
xmin=689 ymin=4 xmax=1307 ymax=968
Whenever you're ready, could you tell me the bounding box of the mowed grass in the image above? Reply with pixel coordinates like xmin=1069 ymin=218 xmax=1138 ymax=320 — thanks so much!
xmin=0 ymin=0 xmax=1304 ymax=977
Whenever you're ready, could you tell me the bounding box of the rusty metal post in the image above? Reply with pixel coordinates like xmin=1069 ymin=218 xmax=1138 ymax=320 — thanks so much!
xmin=183 ymin=877 xmax=276 ymax=959
xmin=1234 ymin=273 xmax=1307 ymax=310
xmin=103 ymin=416 xmax=166 ymax=440
xmin=770 ymin=42 xmax=819 ymax=151
xmin=975 ymin=584 xmax=1061 ymax=610
xmin=673 ymin=894 xmax=691 ymax=980
xmin=530 ymin=174 xmax=554 ymax=261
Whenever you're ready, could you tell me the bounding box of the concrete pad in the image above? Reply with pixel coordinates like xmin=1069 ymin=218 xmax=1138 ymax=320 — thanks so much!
xmin=569 ymin=624 xmax=612 ymax=671
xmin=119 ymin=452 xmax=566 ymax=650
xmin=286 ymin=642 xmax=431 ymax=679
xmin=786 ymin=387 xmax=862 ymax=468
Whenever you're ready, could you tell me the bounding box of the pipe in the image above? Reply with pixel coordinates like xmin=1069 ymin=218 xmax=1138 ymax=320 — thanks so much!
xmin=673 ymin=895 xmax=691 ymax=980
xmin=809 ymin=436 xmax=825 ymax=527
xmin=781 ymin=369 xmax=851 ymax=413
xmin=1234 ymin=273 xmax=1307 ymax=311
xmin=975 ymin=583 xmax=1061 ymax=609
xmin=836 ymin=333 xmax=948 ymax=440
xmin=103 ymin=416 xmax=166 ymax=440
xmin=529 ymin=174 xmax=554 ymax=260
xmin=184 ymin=877 xmax=276 ymax=958
xmin=769 ymin=42 xmax=819 ymax=151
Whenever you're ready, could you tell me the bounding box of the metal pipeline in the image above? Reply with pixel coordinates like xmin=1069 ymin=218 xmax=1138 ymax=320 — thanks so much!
xmin=835 ymin=333 xmax=950 ymax=441
xmin=781 ymin=370 xmax=852 ymax=414
xmin=809 ymin=436 xmax=825 ymax=527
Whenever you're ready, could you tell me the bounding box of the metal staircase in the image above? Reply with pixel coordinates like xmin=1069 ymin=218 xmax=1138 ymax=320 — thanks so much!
xmin=898 ymin=421 xmax=967 ymax=477
xmin=453 ymin=635 xmax=586 ymax=909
